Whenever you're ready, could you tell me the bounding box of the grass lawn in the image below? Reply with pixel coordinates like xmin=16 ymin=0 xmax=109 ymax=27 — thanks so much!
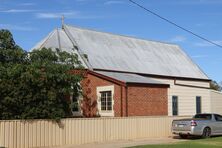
xmin=130 ymin=137 xmax=222 ymax=148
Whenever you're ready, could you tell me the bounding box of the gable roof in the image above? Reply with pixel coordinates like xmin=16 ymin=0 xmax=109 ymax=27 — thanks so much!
xmin=31 ymin=28 xmax=89 ymax=68
xmin=32 ymin=24 xmax=209 ymax=80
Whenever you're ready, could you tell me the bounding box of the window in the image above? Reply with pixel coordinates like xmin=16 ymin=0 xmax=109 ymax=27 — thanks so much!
xmin=100 ymin=91 xmax=112 ymax=111
xmin=172 ymin=96 xmax=178 ymax=116
xmin=193 ymin=114 xmax=212 ymax=120
xmin=97 ymin=85 xmax=114 ymax=116
xmin=72 ymin=94 xmax=79 ymax=112
xmin=196 ymin=96 xmax=201 ymax=114
xmin=215 ymin=114 xmax=222 ymax=121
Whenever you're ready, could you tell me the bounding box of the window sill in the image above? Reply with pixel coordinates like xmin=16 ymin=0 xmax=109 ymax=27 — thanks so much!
xmin=100 ymin=111 xmax=114 ymax=117
xmin=72 ymin=111 xmax=82 ymax=116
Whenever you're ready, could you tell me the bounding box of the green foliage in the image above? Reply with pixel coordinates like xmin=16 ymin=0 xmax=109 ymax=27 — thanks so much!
xmin=0 ymin=29 xmax=26 ymax=64
xmin=210 ymin=80 xmax=222 ymax=91
xmin=0 ymin=29 xmax=83 ymax=120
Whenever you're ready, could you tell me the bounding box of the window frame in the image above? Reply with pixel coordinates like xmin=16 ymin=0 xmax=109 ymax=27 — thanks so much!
xmin=97 ymin=85 xmax=114 ymax=117
xmin=196 ymin=96 xmax=202 ymax=114
xmin=100 ymin=91 xmax=112 ymax=111
xmin=172 ymin=96 xmax=178 ymax=116
xmin=70 ymin=92 xmax=82 ymax=116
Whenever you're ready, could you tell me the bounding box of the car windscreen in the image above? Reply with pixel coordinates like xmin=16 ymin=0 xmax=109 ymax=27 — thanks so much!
xmin=193 ymin=114 xmax=212 ymax=120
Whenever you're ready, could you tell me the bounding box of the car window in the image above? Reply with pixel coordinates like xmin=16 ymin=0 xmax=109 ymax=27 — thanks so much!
xmin=215 ymin=115 xmax=222 ymax=121
xmin=193 ymin=114 xmax=212 ymax=120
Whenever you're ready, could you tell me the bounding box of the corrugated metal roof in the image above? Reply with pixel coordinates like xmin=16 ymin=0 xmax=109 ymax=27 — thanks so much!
xmin=64 ymin=25 xmax=208 ymax=80
xmin=32 ymin=24 xmax=209 ymax=80
xmin=31 ymin=28 xmax=74 ymax=52
xmin=31 ymin=28 xmax=88 ymax=68
xmin=95 ymin=71 xmax=166 ymax=85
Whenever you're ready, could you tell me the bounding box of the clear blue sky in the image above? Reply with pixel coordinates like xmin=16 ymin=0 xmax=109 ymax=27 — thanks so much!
xmin=0 ymin=0 xmax=221 ymax=82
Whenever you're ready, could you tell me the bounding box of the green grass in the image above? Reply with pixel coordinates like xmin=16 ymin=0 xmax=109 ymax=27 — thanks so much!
xmin=130 ymin=137 xmax=222 ymax=148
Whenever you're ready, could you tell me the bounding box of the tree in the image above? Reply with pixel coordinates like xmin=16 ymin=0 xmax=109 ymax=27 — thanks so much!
xmin=0 ymin=29 xmax=83 ymax=120
xmin=0 ymin=29 xmax=28 ymax=119
xmin=0 ymin=29 xmax=26 ymax=63
xmin=210 ymin=80 xmax=222 ymax=91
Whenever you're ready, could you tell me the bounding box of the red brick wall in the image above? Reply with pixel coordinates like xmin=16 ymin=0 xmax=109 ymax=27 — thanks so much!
xmin=80 ymin=72 xmax=168 ymax=117
xmin=81 ymin=73 xmax=123 ymax=117
xmin=127 ymin=85 xmax=168 ymax=116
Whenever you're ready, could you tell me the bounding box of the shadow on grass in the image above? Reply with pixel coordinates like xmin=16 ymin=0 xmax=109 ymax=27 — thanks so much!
xmin=172 ymin=135 xmax=222 ymax=140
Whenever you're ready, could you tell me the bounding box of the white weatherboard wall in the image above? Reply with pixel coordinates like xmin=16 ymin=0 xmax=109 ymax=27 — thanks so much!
xmin=152 ymin=78 xmax=211 ymax=116
xmin=210 ymin=90 xmax=222 ymax=115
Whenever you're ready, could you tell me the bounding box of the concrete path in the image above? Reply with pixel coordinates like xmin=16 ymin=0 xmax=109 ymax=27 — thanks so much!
xmin=53 ymin=137 xmax=186 ymax=148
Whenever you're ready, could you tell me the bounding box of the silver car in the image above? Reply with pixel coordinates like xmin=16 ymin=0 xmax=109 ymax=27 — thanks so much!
xmin=172 ymin=113 xmax=222 ymax=138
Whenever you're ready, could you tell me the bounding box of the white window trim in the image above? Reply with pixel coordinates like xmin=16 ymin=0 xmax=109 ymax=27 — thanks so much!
xmin=97 ymin=85 xmax=114 ymax=117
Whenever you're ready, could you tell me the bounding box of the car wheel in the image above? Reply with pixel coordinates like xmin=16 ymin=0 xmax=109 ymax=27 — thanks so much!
xmin=179 ymin=134 xmax=188 ymax=139
xmin=202 ymin=127 xmax=211 ymax=138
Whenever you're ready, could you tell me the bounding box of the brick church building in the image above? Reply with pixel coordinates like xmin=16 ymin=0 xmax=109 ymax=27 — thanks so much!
xmin=32 ymin=24 xmax=213 ymax=117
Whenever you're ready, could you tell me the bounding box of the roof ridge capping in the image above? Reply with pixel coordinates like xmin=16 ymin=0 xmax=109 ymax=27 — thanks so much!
xmin=64 ymin=24 xmax=179 ymax=47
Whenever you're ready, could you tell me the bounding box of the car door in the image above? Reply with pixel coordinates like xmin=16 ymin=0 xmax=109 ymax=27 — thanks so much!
xmin=214 ymin=114 xmax=222 ymax=134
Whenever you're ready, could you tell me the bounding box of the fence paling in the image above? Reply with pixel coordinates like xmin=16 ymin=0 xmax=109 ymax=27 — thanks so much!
xmin=0 ymin=116 xmax=189 ymax=148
